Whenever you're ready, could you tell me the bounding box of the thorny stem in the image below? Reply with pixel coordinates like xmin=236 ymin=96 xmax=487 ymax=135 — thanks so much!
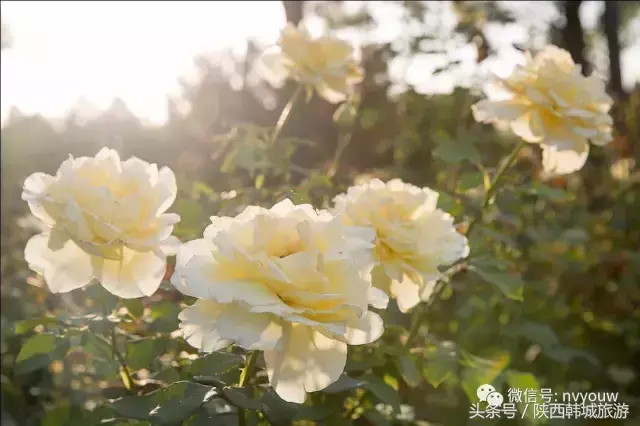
xmin=238 ymin=350 xmax=260 ymax=426
xmin=270 ymin=84 xmax=304 ymax=146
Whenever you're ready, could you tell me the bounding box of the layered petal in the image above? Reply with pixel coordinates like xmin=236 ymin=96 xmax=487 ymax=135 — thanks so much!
xmin=93 ymin=247 xmax=166 ymax=298
xmin=24 ymin=228 xmax=93 ymax=293
xmin=264 ymin=324 xmax=347 ymax=403
xmin=178 ymin=300 xmax=232 ymax=353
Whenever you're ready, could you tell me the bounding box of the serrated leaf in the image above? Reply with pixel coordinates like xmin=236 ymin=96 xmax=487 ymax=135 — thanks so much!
xmin=434 ymin=135 xmax=481 ymax=164
xmin=361 ymin=374 xmax=401 ymax=412
xmin=323 ymin=374 xmax=365 ymax=393
xmin=41 ymin=405 xmax=70 ymax=426
xmin=461 ymin=352 xmax=510 ymax=402
xmin=507 ymin=322 xmax=559 ymax=349
xmin=260 ymin=389 xmax=300 ymax=425
xmin=472 ymin=267 xmax=524 ymax=301
xmin=15 ymin=333 xmax=69 ymax=375
xmin=127 ymin=339 xmax=159 ymax=371
xmin=16 ymin=333 xmax=57 ymax=363
xmin=398 ymin=355 xmax=421 ymax=388
xmin=14 ymin=317 xmax=59 ymax=335
xmin=123 ymin=299 xmax=144 ymax=319
xmin=109 ymin=390 xmax=162 ymax=420
xmin=424 ymin=342 xmax=458 ymax=388
xmin=222 ymin=387 xmax=262 ymax=410
xmin=150 ymin=381 xmax=217 ymax=424
xmin=364 ymin=410 xmax=392 ymax=426
xmin=190 ymin=352 xmax=244 ymax=376
xmin=507 ymin=371 xmax=542 ymax=422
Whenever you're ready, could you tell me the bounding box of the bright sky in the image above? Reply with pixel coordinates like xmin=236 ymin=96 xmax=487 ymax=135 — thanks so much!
xmin=1 ymin=1 xmax=638 ymax=126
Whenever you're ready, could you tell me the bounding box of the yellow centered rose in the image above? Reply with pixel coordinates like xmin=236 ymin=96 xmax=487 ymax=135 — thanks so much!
xmin=22 ymin=147 xmax=180 ymax=298
xmin=333 ymin=179 xmax=469 ymax=313
xmin=172 ymin=199 xmax=387 ymax=403
xmin=472 ymin=45 xmax=614 ymax=175
xmin=261 ymin=22 xmax=363 ymax=103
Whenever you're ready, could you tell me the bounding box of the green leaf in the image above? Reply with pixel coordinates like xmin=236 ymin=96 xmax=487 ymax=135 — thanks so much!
xmin=190 ymin=352 xmax=244 ymax=376
xmin=424 ymin=342 xmax=457 ymax=388
xmin=16 ymin=333 xmax=57 ymax=363
xmin=109 ymin=390 xmax=162 ymax=420
xmin=260 ymin=389 xmax=300 ymax=425
xmin=521 ymin=183 xmax=573 ymax=201
xmin=323 ymin=374 xmax=365 ymax=393
xmin=364 ymin=410 xmax=392 ymax=426
xmin=123 ymin=299 xmax=144 ymax=319
xmin=545 ymin=347 xmax=599 ymax=366
xmin=507 ymin=371 xmax=542 ymax=422
xmin=41 ymin=405 xmax=70 ymax=426
xmin=397 ymin=355 xmax=421 ymax=388
xmin=150 ymin=381 xmax=217 ymax=424
xmin=15 ymin=333 xmax=69 ymax=375
xmin=361 ymin=374 xmax=401 ymax=412
xmin=189 ymin=399 xmax=237 ymax=426
xmin=472 ymin=267 xmax=524 ymax=301
xmin=461 ymin=351 xmax=510 ymax=402
xmin=507 ymin=322 xmax=559 ymax=349
xmin=222 ymin=387 xmax=262 ymax=410
xmin=127 ymin=339 xmax=159 ymax=371
xmin=433 ymin=133 xmax=481 ymax=164
xmin=14 ymin=316 xmax=59 ymax=335
xmin=294 ymin=405 xmax=335 ymax=421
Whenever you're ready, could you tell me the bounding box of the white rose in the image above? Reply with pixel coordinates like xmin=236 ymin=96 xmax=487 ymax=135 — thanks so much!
xmin=22 ymin=147 xmax=180 ymax=298
xmin=260 ymin=23 xmax=364 ymax=103
xmin=472 ymin=45 xmax=614 ymax=175
xmin=333 ymin=179 xmax=469 ymax=313
xmin=172 ymin=199 xmax=387 ymax=403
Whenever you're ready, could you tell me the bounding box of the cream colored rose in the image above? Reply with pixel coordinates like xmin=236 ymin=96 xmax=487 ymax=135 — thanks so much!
xmin=22 ymin=148 xmax=180 ymax=298
xmin=472 ymin=45 xmax=614 ymax=175
xmin=333 ymin=179 xmax=469 ymax=313
xmin=260 ymin=23 xmax=363 ymax=103
xmin=172 ymin=199 xmax=387 ymax=403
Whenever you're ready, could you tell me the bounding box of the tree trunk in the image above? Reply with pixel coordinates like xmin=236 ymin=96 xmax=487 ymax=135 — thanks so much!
xmin=282 ymin=1 xmax=304 ymax=26
xmin=561 ymin=0 xmax=591 ymax=76
xmin=604 ymin=1 xmax=624 ymax=97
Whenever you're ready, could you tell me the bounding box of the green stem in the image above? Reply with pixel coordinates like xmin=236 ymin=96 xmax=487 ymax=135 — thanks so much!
xmin=404 ymin=306 xmax=424 ymax=348
xmin=111 ymin=327 xmax=136 ymax=394
xmin=238 ymin=350 xmax=260 ymax=426
xmin=270 ymin=84 xmax=304 ymax=146
xmin=465 ymin=139 xmax=526 ymax=236
xmin=238 ymin=350 xmax=260 ymax=387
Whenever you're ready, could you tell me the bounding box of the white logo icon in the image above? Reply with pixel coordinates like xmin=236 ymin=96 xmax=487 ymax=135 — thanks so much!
xmin=477 ymin=384 xmax=504 ymax=407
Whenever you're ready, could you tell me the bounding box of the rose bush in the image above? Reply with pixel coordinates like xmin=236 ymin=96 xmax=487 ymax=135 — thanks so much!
xmin=3 ymin=16 xmax=634 ymax=425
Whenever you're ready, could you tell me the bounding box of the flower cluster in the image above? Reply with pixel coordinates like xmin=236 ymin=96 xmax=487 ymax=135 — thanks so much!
xmin=21 ymin=32 xmax=614 ymax=405
xmin=472 ymin=45 xmax=614 ymax=175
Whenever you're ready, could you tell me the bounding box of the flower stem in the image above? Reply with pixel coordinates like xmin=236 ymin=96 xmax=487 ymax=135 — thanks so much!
xmin=404 ymin=306 xmax=424 ymax=348
xmin=239 ymin=350 xmax=260 ymax=387
xmin=465 ymin=139 xmax=527 ymax=236
xmin=270 ymin=84 xmax=304 ymax=146
xmin=111 ymin=327 xmax=136 ymax=394
xmin=238 ymin=350 xmax=260 ymax=426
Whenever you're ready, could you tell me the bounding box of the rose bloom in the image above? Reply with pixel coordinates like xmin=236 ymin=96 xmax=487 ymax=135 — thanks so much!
xmin=261 ymin=23 xmax=363 ymax=103
xmin=172 ymin=199 xmax=387 ymax=403
xmin=333 ymin=179 xmax=469 ymax=313
xmin=22 ymin=148 xmax=180 ymax=298
xmin=472 ymin=45 xmax=614 ymax=175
